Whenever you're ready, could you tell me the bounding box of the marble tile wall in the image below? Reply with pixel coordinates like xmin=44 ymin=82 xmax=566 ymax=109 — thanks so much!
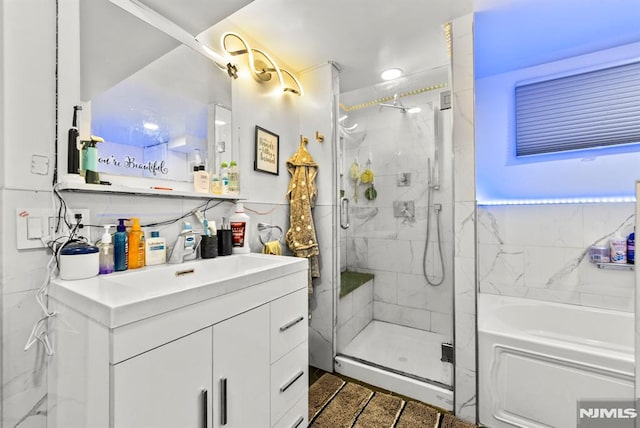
xmin=338 ymin=87 xmax=455 ymax=339
xmin=451 ymin=13 xmax=477 ymax=423
xmin=477 ymin=203 xmax=635 ymax=311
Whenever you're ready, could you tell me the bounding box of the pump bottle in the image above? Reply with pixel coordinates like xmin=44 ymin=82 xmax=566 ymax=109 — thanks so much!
xmin=128 ymin=218 xmax=146 ymax=269
xmin=98 ymin=225 xmax=115 ymax=275
xmin=114 ymin=218 xmax=128 ymax=271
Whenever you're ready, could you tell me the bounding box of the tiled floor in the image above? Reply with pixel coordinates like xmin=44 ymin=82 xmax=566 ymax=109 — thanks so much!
xmin=340 ymin=320 xmax=453 ymax=386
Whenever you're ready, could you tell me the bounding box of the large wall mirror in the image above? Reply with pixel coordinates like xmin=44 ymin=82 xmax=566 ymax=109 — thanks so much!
xmin=70 ymin=0 xmax=251 ymax=183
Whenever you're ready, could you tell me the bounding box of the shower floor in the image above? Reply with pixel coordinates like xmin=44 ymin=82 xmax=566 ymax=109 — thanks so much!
xmin=340 ymin=320 xmax=453 ymax=387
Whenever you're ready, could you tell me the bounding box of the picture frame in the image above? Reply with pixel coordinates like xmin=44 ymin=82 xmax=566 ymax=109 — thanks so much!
xmin=254 ymin=126 xmax=279 ymax=175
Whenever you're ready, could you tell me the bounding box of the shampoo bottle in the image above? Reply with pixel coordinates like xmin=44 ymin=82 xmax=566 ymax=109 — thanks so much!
xmin=145 ymin=231 xmax=167 ymax=265
xmin=228 ymin=161 xmax=240 ymax=195
xmin=230 ymin=202 xmax=251 ymax=254
xmin=610 ymin=232 xmax=627 ymax=264
xmin=628 ymin=230 xmax=635 ymax=265
xmin=114 ymin=218 xmax=128 ymax=271
xmin=98 ymin=224 xmax=115 ymax=275
xmin=128 ymin=217 xmax=146 ymax=269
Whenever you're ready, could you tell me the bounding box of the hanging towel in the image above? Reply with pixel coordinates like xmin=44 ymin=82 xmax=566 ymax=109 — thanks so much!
xmin=262 ymin=240 xmax=282 ymax=255
xmin=285 ymin=139 xmax=320 ymax=294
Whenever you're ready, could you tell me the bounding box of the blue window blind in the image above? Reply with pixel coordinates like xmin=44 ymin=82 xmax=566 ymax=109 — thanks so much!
xmin=515 ymin=61 xmax=640 ymax=156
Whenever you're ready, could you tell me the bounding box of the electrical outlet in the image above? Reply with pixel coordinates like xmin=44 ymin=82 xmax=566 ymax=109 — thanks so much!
xmin=50 ymin=208 xmax=91 ymax=243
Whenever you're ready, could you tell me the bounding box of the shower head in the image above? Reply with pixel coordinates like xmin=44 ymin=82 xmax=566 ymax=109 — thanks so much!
xmin=378 ymin=94 xmax=421 ymax=114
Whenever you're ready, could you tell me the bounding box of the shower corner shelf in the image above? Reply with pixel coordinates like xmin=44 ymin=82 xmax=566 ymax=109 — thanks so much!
xmin=596 ymin=262 xmax=635 ymax=271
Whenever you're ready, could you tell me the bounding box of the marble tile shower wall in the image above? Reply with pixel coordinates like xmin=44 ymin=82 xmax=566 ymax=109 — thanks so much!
xmin=477 ymin=203 xmax=635 ymax=311
xmin=340 ymin=91 xmax=454 ymax=337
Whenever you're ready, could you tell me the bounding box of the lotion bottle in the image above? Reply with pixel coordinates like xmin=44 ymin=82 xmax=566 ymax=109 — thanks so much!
xmin=98 ymin=224 xmax=115 ymax=275
xmin=145 ymin=231 xmax=167 ymax=265
xmin=127 ymin=217 xmax=146 ymax=269
xmin=230 ymin=202 xmax=251 ymax=254
xmin=114 ymin=218 xmax=128 ymax=271
xmin=193 ymin=165 xmax=210 ymax=193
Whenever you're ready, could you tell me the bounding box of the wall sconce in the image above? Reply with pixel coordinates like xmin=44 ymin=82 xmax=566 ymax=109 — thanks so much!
xmin=221 ymin=32 xmax=304 ymax=96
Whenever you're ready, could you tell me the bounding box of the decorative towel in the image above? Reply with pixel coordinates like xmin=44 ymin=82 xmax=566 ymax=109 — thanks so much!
xmin=285 ymin=139 xmax=320 ymax=294
xmin=262 ymin=240 xmax=282 ymax=255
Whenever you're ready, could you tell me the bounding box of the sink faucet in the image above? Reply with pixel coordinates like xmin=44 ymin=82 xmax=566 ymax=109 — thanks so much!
xmin=168 ymin=229 xmax=200 ymax=264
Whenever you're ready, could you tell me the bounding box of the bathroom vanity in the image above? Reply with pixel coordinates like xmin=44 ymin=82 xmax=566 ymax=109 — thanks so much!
xmin=47 ymin=254 xmax=309 ymax=428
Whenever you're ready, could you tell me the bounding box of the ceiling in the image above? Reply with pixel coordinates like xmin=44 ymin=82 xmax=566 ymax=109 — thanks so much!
xmin=219 ymin=0 xmax=474 ymax=94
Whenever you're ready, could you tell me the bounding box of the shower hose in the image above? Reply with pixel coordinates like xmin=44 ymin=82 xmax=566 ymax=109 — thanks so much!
xmin=423 ymin=178 xmax=445 ymax=286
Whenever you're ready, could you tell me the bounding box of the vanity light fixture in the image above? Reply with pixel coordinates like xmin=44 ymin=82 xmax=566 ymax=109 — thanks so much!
xmin=380 ymin=68 xmax=403 ymax=81
xmin=221 ymin=32 xmax=304 ymax=96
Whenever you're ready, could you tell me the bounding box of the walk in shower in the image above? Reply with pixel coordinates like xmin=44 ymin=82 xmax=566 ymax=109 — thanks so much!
xmin=334 ymin=66 xmax=455 ymax=409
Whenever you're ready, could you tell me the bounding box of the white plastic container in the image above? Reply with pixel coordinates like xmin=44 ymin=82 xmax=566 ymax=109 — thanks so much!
xmin=610 ymin=233 xmax=627 ymax=263
xmin=59 ymin=243 xmax=99 ymax=280
xmin=145 ymin=231 xmax=167 ymax=265
xmin=230 ymin=202 xmax=251 ymax=254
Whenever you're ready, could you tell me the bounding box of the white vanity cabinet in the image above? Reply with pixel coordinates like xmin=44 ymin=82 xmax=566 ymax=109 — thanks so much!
xmin=47 ymin=254 xmax=308 ymax=428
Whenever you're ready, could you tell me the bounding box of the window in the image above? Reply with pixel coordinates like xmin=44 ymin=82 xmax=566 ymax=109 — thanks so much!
xmin=515 ymin=61 xmax=640 ymax=156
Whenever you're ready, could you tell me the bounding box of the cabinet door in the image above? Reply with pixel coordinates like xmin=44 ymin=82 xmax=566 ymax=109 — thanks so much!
xmin=113 ymin=327 xmax=212 ymax=428
xmin=213 ymin=304 xmax=270 ymax=428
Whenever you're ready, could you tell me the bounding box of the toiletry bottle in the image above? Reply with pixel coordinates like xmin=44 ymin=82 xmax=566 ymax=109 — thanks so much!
xmin=220 ymin=162 xmax=229 ymax=195
xmin=228 ymin=160 xmax=240 ymax=195
xmin=127 ymin=217 xmax=146 ymax=269
xmin=81 ymin=135 xmax=103 ymax=184
xmin=610 ymin=232 xmax=627 ymax=264
xmin=145 ymin=231 xmax=167 ymax=265
xmin=627 ymin=229 xmax=635 ymax=265
xmin=193 ymin=165 xmax=210 ymax=193
xmin=182 ymin=221 xmax=197 ymax=261
xmin=114 ymin=218 xmax=128 ymax=271
xmin=98 ymin=224 xmax=115 ymax=275
xmin=211 ymin=173 xmax=221 ymax=195
xmin=230 ymin=202 xmax=251 ymax=254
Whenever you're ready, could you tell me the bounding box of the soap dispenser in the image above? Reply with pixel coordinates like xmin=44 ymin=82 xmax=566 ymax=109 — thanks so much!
xmin=114 ymin=218 xmax=128 ymax=271
xmin=98 ymin=224 xmax=115 ymax=275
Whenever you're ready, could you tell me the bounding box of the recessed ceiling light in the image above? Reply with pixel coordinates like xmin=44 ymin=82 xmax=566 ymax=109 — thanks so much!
xmin=215 ymin=120 xmax=227 ymax=126
xmin=143 ymin=122 xmax=159 ymax=131
xmin=380 ymin=68 xmax=403 ymax=81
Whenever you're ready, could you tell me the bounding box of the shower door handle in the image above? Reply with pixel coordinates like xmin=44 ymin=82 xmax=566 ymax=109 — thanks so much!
xmin=340 ymin=197 xmax=350 ymax=229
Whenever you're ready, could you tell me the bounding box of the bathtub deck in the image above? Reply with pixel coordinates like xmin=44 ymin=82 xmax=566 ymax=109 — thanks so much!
xmin=340 ymin=320 xmax=453 ymax=386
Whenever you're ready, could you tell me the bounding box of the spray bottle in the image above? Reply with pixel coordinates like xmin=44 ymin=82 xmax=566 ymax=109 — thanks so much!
xmin=98 ymin=225 xmax=115 ymax=275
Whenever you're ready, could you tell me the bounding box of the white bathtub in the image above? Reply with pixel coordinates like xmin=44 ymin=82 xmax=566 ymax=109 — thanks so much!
xmin=478 ymin=294 xmax=634 ymax=428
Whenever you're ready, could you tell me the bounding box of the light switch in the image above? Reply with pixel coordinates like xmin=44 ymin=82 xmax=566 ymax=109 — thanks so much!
xmin=27 ymin=217 xmax=43 ymax=239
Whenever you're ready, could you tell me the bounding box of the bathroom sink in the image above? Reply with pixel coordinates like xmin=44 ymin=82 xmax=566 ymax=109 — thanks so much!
xmin=49 ymin=253 xmax=307 ymax=328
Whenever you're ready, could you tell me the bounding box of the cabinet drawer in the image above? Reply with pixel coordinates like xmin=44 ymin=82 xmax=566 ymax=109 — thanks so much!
xmin=272 ymin=395 xmax=307 ymax=428
xmin=270 ymin=341 xmax=308 ymax=425
xmin=270 ymin=288 xmax=307 ymax=363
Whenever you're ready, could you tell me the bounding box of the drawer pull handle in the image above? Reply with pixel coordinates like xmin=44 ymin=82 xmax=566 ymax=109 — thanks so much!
xmin=291 ymin=416 xmax=304 ymax=428
xmin=280 ymin=370 xmax=304 ymax=393
xmin=220 ymin=378 xmax=228 ymax=426
xmin=280 ymin=316 xmax=304 ymax=332
xmin=201 ymin=389 xmax=208 ymax=428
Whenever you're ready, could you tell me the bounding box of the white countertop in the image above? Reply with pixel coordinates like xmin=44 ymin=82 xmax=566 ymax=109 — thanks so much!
xmin=49 ymin=253 xmax=308 ymax=328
